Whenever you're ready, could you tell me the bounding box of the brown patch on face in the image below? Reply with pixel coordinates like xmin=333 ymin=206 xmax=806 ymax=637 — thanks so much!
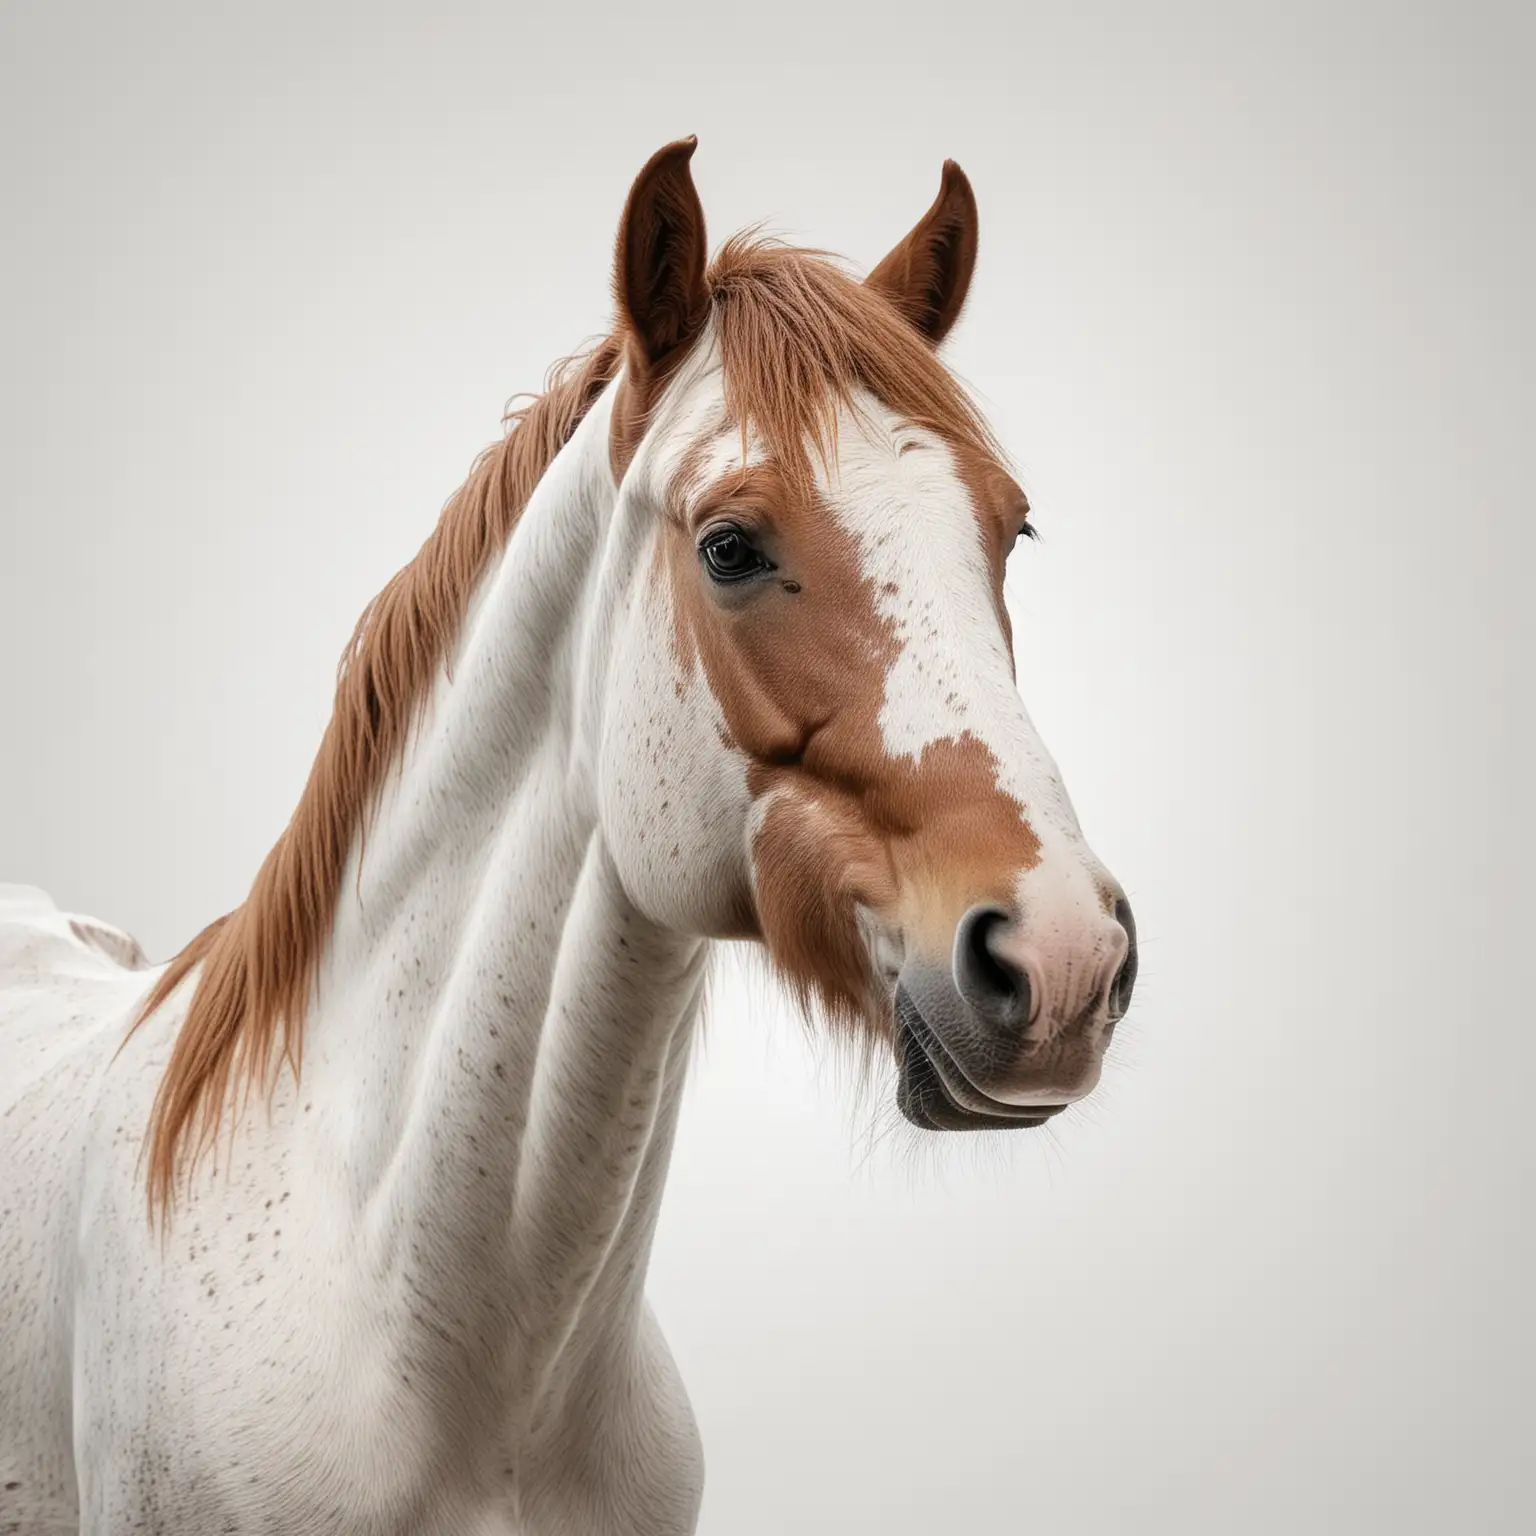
xmin=658 ymin=450 xmax=1040 ymax=1030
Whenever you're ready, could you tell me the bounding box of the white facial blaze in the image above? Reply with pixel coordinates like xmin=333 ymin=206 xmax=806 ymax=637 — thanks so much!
xmin=820 ymin=397 xmax=1121 ymax=1033
xmin=814 ymin=399 xmax=1072 ymax=830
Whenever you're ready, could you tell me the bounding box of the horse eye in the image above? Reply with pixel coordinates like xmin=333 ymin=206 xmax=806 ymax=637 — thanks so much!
xmin=699 ymin=526 xmax=770 ymax=583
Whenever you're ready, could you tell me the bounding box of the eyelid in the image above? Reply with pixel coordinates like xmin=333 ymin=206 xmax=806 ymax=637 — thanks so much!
xmin=692 ymin=503 xmax=771 ymax=539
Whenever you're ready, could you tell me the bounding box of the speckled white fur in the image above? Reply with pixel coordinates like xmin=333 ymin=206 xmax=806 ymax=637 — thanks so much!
xmin=1 ymin=385 xmax=717 ymax=1536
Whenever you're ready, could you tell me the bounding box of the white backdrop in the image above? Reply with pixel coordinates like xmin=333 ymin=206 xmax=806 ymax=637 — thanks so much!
xmin=2 ymin=3 xmax=1532 ymax=1531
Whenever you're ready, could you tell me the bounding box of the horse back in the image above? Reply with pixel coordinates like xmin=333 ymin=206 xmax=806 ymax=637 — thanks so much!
xmin=0 ymin=884 xmax=155 ymax=1532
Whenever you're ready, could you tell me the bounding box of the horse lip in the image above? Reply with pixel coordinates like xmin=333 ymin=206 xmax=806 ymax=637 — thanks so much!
xmin=894 ymin=986 xmax=1065 ymax=1130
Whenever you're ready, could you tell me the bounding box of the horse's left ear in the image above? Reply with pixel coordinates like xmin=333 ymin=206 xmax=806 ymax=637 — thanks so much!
xmin=866 ymin=160 xmax=978 ymax=347
xmin=614 ymin=137 xmax=710 ymax=372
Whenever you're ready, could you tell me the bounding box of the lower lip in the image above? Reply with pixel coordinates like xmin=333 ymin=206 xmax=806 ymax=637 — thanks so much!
xmin=900 ymin=1017 xmax=1070 ymax=1120
xmin=900 ymin=1029 xmax=1069 ymax=1128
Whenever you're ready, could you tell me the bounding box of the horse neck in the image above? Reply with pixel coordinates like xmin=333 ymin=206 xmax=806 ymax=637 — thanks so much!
xmin=299 ymin=386 xmax=707 ymax=1407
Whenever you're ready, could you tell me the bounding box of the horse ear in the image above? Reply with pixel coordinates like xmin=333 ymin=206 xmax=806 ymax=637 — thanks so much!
xmin=614 ymin=137 xmax=709 ymax=370
xmin=866 ymin=160 xmax=978 ymax=347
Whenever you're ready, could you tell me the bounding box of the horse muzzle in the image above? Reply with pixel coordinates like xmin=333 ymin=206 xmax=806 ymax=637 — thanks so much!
xmin=893 ymin=897 xmax=1136 ymax=1131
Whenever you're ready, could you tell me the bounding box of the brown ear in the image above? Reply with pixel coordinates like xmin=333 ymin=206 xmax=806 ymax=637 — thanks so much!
xmin=866 ymin=160 xmax=978 ymax=346
xmin=614 ymin=137 xmax=709 ymax=371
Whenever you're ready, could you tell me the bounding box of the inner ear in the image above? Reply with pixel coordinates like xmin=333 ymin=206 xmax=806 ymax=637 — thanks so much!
xmin=865 ymin=160 xmax=979 ymax=347
xmin=614 ymin=137 xmax=709 ymax=371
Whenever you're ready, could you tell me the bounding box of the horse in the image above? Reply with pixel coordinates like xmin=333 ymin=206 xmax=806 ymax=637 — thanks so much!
xmin=0 ymin=139 xmax=1136 ymax=1535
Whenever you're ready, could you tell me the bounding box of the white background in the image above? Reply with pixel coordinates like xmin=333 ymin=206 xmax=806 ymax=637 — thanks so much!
xmin=2 ymin=2 xmax=1532 ymax=1531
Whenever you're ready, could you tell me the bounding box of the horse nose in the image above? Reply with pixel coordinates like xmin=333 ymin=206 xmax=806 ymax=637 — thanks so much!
xmin=953 ymin=896 xmax=1137 ymax=1034
xmin=952 ymin=904 xmax=1038 ymax=1030
xmin=1108 ymin=894 xmax=1138 ymax=1018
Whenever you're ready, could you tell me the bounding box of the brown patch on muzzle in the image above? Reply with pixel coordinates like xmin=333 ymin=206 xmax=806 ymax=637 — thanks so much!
xmin=751 ymin=733 xmax=1042 ymax=1029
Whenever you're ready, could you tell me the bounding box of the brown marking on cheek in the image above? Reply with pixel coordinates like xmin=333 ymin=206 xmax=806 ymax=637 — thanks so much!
xmin=662 ymin=460 xmax=876 ymax=766
xmin=752 ymin=784 xmax=900 ymax=1025
xmin=657 ymin=451 xmax=1041 ymax=1022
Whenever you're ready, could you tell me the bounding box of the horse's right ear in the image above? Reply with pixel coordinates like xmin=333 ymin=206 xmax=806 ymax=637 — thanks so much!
xmin=614 ymin=138 xmax=709 ymax=372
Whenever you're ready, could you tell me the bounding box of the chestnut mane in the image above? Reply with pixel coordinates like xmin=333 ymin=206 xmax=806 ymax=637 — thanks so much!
xmin=137 ymin=239 xmax=1000 ymax=1214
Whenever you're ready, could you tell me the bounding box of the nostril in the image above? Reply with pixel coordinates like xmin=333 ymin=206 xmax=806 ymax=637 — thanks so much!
xmin=1109 ymin=895 xmax=1138 ymax=1018
xmin=953 ymin=904 xmax=1033 ymax=1030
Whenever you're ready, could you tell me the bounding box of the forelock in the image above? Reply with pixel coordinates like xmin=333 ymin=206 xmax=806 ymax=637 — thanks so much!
xmin=704 ymin=237 xmax=1005 ymax=493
